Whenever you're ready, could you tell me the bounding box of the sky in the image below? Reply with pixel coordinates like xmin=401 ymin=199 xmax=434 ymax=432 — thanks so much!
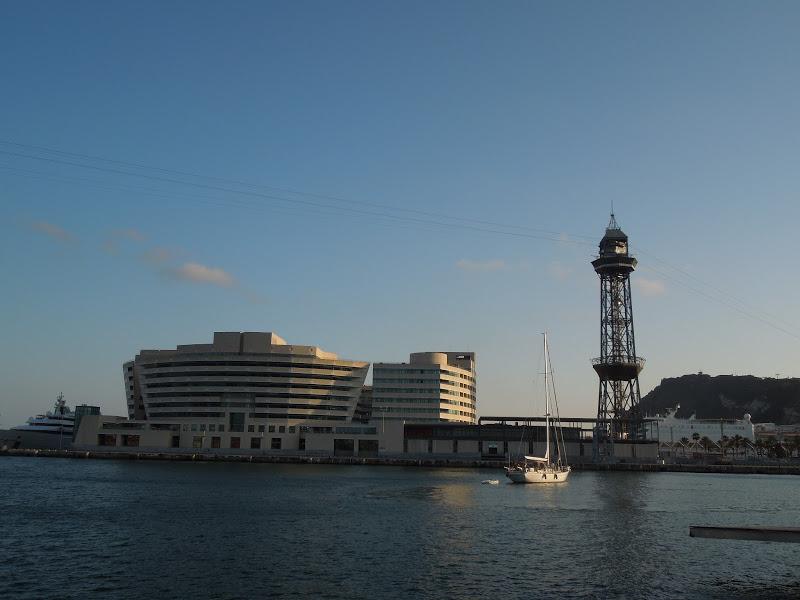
xmin=1 ymin=1 xmax=800 ymax=426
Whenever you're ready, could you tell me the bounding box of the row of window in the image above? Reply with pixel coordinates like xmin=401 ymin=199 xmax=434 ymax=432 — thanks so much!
xmin=99 ymin=433 xmax=297 ymax=451
xmin=147 ymin=401 xmax=349 ymax=411
xmin=441 ymin=369 xmax=475 ymax=382
xmin=146 ymin=390 xmax=356 ymax=401
xmin=140 ymin=360 xmax=360 ymax=373
xmin=144 ymin=381 xmax=357 ymax=392
xmin=186 ymin=423 xmax=297 ymax=434
xmin=145 ymin=411 xmax=348 ymax=421
xmin=372 ymin=377 xmax=475 ymax=392
xmin=373 ymin=397 xmax=475 ymax=409
xmin=143 ymin=370 xmax=360 ymax=382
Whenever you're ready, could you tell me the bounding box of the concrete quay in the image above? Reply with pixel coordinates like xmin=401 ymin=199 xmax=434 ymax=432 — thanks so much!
xmin=3 ymin=448 xmax=800 ymax=474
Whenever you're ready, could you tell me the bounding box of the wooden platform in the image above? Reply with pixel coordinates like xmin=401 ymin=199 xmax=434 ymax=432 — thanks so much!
xmin=690 ymin=525 xmax=800 ymax=543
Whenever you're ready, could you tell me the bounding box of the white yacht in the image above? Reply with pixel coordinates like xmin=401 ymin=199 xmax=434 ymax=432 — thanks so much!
xmin=12 ymin=393 xmax=75 ymax=436
xmin=505 ymin=333 xmax=571 ymax=484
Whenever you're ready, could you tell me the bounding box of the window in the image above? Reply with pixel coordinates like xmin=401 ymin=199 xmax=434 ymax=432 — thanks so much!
xmin=229 ymin=412 xmax=245 ymax=433
xmin=219 ymin=424 xmax=225 ymax=433
xmin=98 ymin=434 xmax=116 ymax=446
xmin=288 ymin=426 xmax=295 ymax=433
xmin=191 ymin=424 xmax=198 ymax=432
xmin=230 ymin=437 xmax=241 ymax=449
xmin=279 ymin=425 xmax=286 ymax=433
xmin=122 ymin=435 xmax=140 ymax=447
xmin=271 ymin=438 xmax=282 ymax=450
xmin=248 ymin=424 xmax=255 ymax=433
xmin=192 ymin=436 xmax=203 ymax=449
xmin=209 ymin=424 xmax=216 ymax=432
xmin=268 ymin=425 xmax=275 ymax=433
xmin=171 ymin=435 xmax=180 ymax=448
xmin=200 ymin=424 xmax=206 ymax=432
xmin=211 ymin=436 xmax=221 ymax=448
xmin=251 ymin=437 xmax=261 ymax=449
xmin=299 ymin=438 xmax=306 ymax=450
xmin=258 ymin=425 xmax=265 ymax=433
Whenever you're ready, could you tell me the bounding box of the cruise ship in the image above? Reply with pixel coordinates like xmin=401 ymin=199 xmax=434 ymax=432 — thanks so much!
xmin=12 ymin=393 xmax=75 ymax=436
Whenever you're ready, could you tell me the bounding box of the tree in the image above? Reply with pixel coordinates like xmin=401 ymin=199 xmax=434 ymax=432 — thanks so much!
xmin=732 ymin=435 xmax=744 ymax=460
xmin=719 ymin=435 xmax=730 ymax=457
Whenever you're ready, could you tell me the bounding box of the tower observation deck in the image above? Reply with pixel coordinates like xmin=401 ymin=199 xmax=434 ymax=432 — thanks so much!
xmin=591 ymin=213 xmax=645 ymax=456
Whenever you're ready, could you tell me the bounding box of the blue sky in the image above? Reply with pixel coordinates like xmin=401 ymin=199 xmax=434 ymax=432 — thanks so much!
xmin=2 ymin=1 xmax=800 ymax=425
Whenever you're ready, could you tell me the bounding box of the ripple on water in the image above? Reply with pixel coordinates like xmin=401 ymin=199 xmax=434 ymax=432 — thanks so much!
xmin=1 ymin=460 xmax=800 ymax=599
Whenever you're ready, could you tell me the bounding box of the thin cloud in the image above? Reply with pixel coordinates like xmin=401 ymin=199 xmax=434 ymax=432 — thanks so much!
xmin=636 ymin=277 xmax=666 ymax=297
xmin=31 ymin=221 xmax=75 ymax=243
xmin=548 ymin=261 xmax=573 ymax=282
xmin=143 ymin=246 xmax=174 ymax=265
xmin=114 ymin=228 xmax=146 ymax=242
xmin=169 ymin=262 xmax=235 ymax=287
xmin=456 ymin=259 xmax=508 ymax=272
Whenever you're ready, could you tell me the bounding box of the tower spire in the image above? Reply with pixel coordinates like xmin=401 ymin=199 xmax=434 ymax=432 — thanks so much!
xmin=608 ymin=202 xmax=619 ymax=230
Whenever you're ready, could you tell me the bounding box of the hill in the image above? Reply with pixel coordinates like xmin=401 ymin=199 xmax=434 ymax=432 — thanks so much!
xmin=641 ymin=374 xmax=800 ymax=425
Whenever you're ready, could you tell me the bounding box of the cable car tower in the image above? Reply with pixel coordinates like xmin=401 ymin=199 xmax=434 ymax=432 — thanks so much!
xmin=591 ymin=213 xmax=645 ymax=459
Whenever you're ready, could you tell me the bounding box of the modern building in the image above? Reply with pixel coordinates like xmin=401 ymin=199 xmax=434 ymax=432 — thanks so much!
xmin=112 ymin=331 xmax=370 ymax=451
xmin=372 ymin=352 xmax=477 ymax=424
xmin=647 ymin=406 xmax=755 ymax=443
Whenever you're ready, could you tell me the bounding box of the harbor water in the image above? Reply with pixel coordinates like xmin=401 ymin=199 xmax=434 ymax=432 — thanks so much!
xmin=1 ymin=457 xmax=799 ymax=599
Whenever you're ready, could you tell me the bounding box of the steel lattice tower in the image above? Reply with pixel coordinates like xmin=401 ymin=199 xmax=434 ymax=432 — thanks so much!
xmin=591 ymin=213 xmax=645 ymax=458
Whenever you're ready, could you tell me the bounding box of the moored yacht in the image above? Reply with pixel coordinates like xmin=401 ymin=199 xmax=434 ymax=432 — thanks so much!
xmin=12 ymin=393 xmax=75 ymax=436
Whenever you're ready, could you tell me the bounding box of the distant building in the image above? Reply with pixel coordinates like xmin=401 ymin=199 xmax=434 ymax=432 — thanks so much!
xmin=372 ymin=352 xmax=477 ymax=424
xmin=648 ymin=406 xmax=755 ymax=443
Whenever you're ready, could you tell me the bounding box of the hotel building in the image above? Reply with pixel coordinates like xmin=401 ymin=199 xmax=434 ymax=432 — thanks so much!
xmin=110 ymin=332 xmax=372 ymax=451
xmin=372 ymin=352 xmax=477 ymax=424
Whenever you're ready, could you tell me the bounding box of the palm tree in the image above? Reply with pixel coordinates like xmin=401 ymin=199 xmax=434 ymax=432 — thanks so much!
xmin=680 ymin=437 xmax=690 ymax=457
xmin=732 ymin=435 xmax=744 ymax=460
xmin=755 ymin=438 xmax=765 ymax=458
xmin=721 ymin=435 xmax=730 ymax=456
xmin=700 ymin=436 xmax=714 ymax=455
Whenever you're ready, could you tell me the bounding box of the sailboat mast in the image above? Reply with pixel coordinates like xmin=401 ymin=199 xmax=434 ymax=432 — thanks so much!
xmin=544 ymin=332 xmax=550 ymax=463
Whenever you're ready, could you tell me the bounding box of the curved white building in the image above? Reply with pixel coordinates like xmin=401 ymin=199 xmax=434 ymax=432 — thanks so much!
xmin=372 ymin=352 xmax=477 ymax=424
xmin=124 ymin=332 xmax=369 ymax=432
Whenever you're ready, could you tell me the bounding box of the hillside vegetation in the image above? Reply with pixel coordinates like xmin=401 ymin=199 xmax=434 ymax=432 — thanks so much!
xmin=641 ymin=374 xmax=800 ymax=425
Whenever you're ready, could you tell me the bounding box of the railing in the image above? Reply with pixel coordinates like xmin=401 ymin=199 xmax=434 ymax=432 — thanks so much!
xmin=591 ymin=356 xmax=646 ymax=368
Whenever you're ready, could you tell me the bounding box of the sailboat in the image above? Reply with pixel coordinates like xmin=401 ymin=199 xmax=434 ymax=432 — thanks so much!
xmin=505 ymin=333 xmax=571 ymax=484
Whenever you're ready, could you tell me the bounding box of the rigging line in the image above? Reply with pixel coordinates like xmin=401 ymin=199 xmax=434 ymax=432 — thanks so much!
xmin=632 ymin=245 xmax=800 ymax=334
xmin=0 ymin=139 xmax=599 ymax=241
xmin=0 ymin=149 xmax=598 ymax=246
xmin=642 ymin=261 xmax=800 ymax=342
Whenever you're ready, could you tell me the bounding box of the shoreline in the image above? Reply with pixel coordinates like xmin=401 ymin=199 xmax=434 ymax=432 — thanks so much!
xmin=3 ymin=448 xmax=800 ymax=474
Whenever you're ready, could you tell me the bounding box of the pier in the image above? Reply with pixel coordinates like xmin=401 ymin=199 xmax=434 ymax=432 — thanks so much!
xmin=3 ymin=447 xmax=800 ymax=474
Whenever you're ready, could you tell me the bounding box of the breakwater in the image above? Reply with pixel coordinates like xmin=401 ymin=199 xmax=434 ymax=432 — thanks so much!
xmin=3 ymin=447 xmax=800 ymax=474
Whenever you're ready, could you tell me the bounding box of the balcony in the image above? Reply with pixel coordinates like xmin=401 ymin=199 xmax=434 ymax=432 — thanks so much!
xmin=591 ymin=356 xmax=645 ymax=381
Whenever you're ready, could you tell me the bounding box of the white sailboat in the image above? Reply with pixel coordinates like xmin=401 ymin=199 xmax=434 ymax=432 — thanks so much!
xmin=505 ymin=333 xmax=571 ymax=484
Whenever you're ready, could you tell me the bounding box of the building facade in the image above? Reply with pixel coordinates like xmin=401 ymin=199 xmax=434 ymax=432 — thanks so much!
xmin=647 ymin=406 xmax=755 ymax=443
xmin=372 ymin=352 xmax=477 ymax=424
xmin=118 ymin=332 xmax=369 ymax=451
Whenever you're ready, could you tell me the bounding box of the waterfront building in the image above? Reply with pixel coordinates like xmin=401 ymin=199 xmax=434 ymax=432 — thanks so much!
xmin=115 ymin=331 xmax=370 ymax=451
xmin=372 ymin=352 xmax=477 ymax=425
xmin=647 ymin=406 xmax=755 ymax=443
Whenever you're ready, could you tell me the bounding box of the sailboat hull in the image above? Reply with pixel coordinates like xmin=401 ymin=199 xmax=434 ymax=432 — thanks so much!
xmin=505 ymin=466 xmax=571 ymax=484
